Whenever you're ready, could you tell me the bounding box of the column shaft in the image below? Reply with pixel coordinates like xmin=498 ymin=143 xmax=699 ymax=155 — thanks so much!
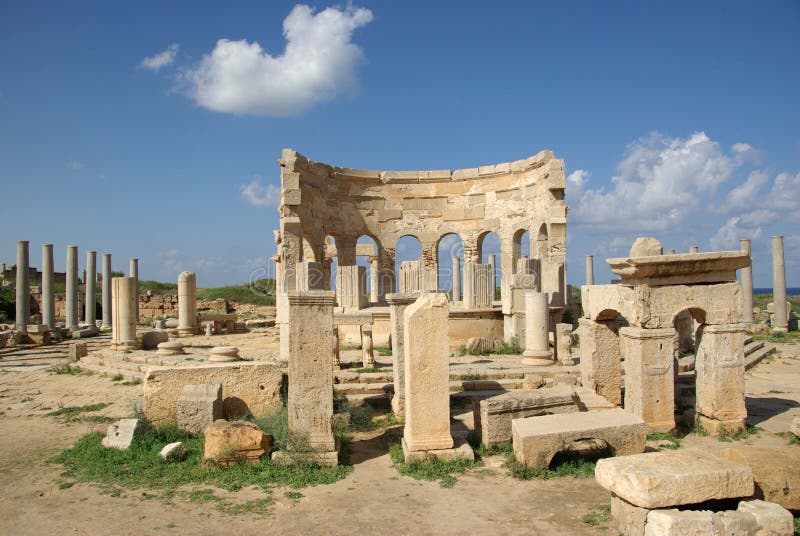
xmin=772 ymin=236 xmax=788 ymax=331
xmin=740 ymin=239 xmax=754 ymax=324
xmin=85 ymin=251 xmax=97 ymax=326
xmin=15 ymin=241 xmax=30 ymax=332
xmin=66 ymin=246 xmax=78 ymax=330
xmin=129 ymin=259 xmax=139 ymax=322
xmin=42 ymin=244 xmax=55 ymax=329
xmin=101 ymin=254 xmax=112 ymax=329
xmin=585 ymin=255 xmax=594 ymax=285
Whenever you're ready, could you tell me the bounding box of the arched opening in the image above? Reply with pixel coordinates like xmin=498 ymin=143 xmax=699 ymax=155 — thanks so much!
xmin=585 ymin=308 xmax=629 ymax=406
xmin=672 ymin=307 xmax=707 ymax=426
xmin=535 ymin=224 xmax=548 ymax=260
xmin=356 ymin=235 xmax=379 ymax=305
xmin=478 ymin=231 xmax=501 ymax=301
xmin=395 ymin=235 xmax=422 ymax=292
xmin=512 ymin=229 xmax=531 ymax=272
xmin=437 ymin=233 xmax=464 ymax=301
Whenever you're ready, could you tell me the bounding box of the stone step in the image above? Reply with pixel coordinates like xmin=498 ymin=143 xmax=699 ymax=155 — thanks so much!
xmin=80 ymin=355 xmax=148 ymax=373
xmin=744 ymin=339 xmax=764 ymax=356
xmin=76 ymin=361 xmax=146 ymax=381
xmin=745 ymin=343 xmax=775 ymax=370
xmin=743 ymin=335 xmax=753 ymax=346
xmin=334 ymin=382 xmax=394 ymax=396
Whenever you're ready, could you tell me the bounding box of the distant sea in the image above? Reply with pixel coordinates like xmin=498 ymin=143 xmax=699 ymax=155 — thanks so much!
xmin=753 ymin=288 xmax=800 ymax=295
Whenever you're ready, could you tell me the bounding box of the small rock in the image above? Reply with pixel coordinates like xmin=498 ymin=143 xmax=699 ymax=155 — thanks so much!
xmin=203 ymin=420 xmax=272 ymax=466
xmin=164 ymin=318 xmax=179 ymax=329
xmin=553 ymin=373 xmax=578 ymax=386
xmin=102 ymin=419 xmax=146 ymax=450
xmin=522 ymin=374 xmax=545 ymax=390
xmin=140 ymin=330 xmax=169 ymax=350
xmin=791 ymin=417 xmax=800 ymax=438
xmin=159 ymin=442 xmax=186 ymax=462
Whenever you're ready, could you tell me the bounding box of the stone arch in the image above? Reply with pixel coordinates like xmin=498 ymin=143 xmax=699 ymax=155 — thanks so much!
xmin=535 ymin=223 xmax=548 ymax=260
xmin=671 ymin=307 xmax=707 ymax=357
xmin=512 ymin=228 xmax=531 ymax=272
xmin=540 ymin=438 xmax=613 ymax=468
xmin=436 ymin=232 xmax=464 ymax=297
xmin=356 ymin=235 xmax=380 ymax=304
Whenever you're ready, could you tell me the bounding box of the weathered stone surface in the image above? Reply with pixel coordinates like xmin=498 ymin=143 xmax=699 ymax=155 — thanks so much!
xmin=791 ymin=417 xmax=800 ymax=438
xmin=102 ymin=419 xmax=145 ymax=450
xmin=68 ymin=341 xmax=88 ymax=362
xmin=159 ymin=441 xmax=186 ymax=461
xmin=644 ymin=510 xmax=714 ymax=536
xmin=737 ymin=500 xmax=793 ymax=536
xmin=177 ymin=383 xmax=223 ymax=436
xmin=156 ymin=341 xmax=184 ymax=356
xmin=164 ymin=318 xmax=179 ymax=328
xmin=203 ymin=419 xmax=272 ymax=466
xmin=608 ymin=249 xmax=749 ymax=286
xmin=611 ymin=494 xmax=649 ymax=536
xmin=711 ymin=510 xmax=758 ymax=536
xmin=630 ymin=237 xmax=663 ymax=257
xmin=474 ymin=386 xmax=579 ymax=447
xmin=144 ymin=362 xmax=282 ymax=426
xmin=522 ymin=373 xmax=545 ymax=390
xmin=245 ymin=318 xmax=275 ymax=328
xmin=594 ymin=450 xmax=754 ymax=508
xmin=140 ymin=329 xmax=169 ymax=350
xmin=695 ymin=324 xmax=747 ymax=436
xmin=512 ymin=408 xmax=646 ymax=468
xmin=208 ymin=346 xmax=241 ymax=362
xmin=722 ymin=447 xmax=800 ymax=511
xmin=579 ymin=317 xmax=621 ymax=406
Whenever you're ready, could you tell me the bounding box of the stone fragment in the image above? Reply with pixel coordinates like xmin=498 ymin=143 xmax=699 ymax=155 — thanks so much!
xmin=555 ymin=323 xmax=574 ymax=365
xmin=361 ymin=324 xmax=374 ymax=367
xmin=245 ymin=318 xmax=275 ymax=328
xmin=644 ymin=510 xmax=714 ymax=536
xmin=522 ymin=373 xmax=545 ymax=390
xmin=553 ymin=373 xmax=577 ymax=386
xmin=177 ymin=383 xmax=223 ymax=436
xmin=102 ymin=419 xmax=146 ymax=450
xmin=156 ymin=341 xmax=184 ymax=356
xmin=140 ymin=329 xmax=169 ymax=350
xmin=204 ymin=322 xmax=213 ymax=336
xmin=164 ymin=318 xmax=179 ymax=329
xmin=737 ymin=500 xmax=793 ymax=536
xmin=610 ymin=494 xmax=649 ymax=536
xmin=203 ymin=419 xmax=272 ymax=466
xmin=68 ymin=341 xmax=88 ymax=362
xmin=790 ymin=417 xmax=800 ymax=438
xmin=512 ymin=408 xmax=646 ymax=468
xmin=722 ymin=447 xmax=800 ymax=511
xmin=159 ymin=441 xmax=186 ymax=462
xmin=629 ymin=237 xmax=663 ymax=257
xmin=208 ymin=346 xmax=240 ymax=362
xmin=711 ymin=510 xmax=758 ymax=536
xmin=594 ymin=450 xmax=754 ymax=508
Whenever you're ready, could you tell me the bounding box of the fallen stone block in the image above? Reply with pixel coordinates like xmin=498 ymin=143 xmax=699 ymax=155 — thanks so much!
xmin=474 ymin=386 xmax=579 ymax=447
xmin=595 ymin=450 xmax=754 ymax=509
xmin=722 ymin=447 xmax=800 ymax=511
xmin=203 ymin=420 xmax=272 ymax=466
xmin=611 ymin=493 xmax=649 ymax=536
xmin=159 ymin=441 xmax=186 ymax=462
xmin=711 ymin=510 xmax=758 ymax=536
xmin=512 ymin=408 xmax=646 ymax=468
xmin=101 ymin=419 xmax=146 ymax=450
xmin=245 ymin=318 xmax=275 ymax=328
xmin=68 ymin=341 xmax=88 ymax=362
xmin=177 ymin=383 xmax=223 ymax=436
xmin=644 ymin=510 xmax=714 ymax=536
xmin=737 ymin=500 xmax=794 ymax=536
xmin=140 ymin=330 xmax=169 ymax=350
xmin=521 ymin=373 xmax=544 ymax=390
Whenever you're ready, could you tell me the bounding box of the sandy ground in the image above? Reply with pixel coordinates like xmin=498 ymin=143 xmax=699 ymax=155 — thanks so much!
xmin=0 ymin=336 xmax=798 ymax=535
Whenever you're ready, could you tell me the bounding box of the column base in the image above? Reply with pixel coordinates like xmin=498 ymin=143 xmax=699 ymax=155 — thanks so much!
xmin=100 ymin=323 xmax=112 ymax=330
xmin=402 ymin=437 xmax=474 ymax=463
xmin=178 ymin=327 xmax=200 ymax=336
xmin=110 ymin=340 xmax=142 ymax=351
xmin=272 ymin=450 xmax=339 ymax=467
xmin=521 ymin=350 xmax=554 ymax=366
xmin=403 ymin=434 xmax=454 ymax=452
xmin=696 ymin=414 xmax=746 ymax=436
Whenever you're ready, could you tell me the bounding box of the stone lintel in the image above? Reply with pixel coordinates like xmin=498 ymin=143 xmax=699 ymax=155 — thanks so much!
xmin=619 ymin=326 xmax=676 ymax=340
xmin=385 ymin=291 xmax=428 ymax=305
xmin=287 ymin=290 xmax=336 ymax=306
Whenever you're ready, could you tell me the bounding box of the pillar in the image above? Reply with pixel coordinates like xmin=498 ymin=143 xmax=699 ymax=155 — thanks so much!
xmin=452 ymin=256 xmax=461 ymax=302
xmin=386 ymin=291 xmax=423 ymax=421
xmin=620 ymin=327 xmax=677 ymax=432
xmin=281 ymin=290 xmax=338 ymax=466
xmin=85 ymin=251 xmax=97 ymax=327
xmin=488 ymin=254 xmax=497 ymax=302
xmin=336 ymin=265 xmax=367 ymax=310
xmin=361 ymin=324 xmax=374 ymax=367
xmin=331 ymin=326 xmax=340 ymax=370
xmin=695 ymin=323 xmax=747 ymax=435
xmin=771 ymin=236 xmax=788 ymax=332
xmin=740 ymin=239 xmax=754 ymax=325
xmin=689 ymin=246 xmax=699 ymax=253
xmin=178 ymin=271 xmax=199 ymax=335
xmin=377 ymin=247 xmax=396 ymax=300
xmin=463 ymin=262 xmax=492 ymax=308
xmin=129 ymin=258 xmax=139 ymax=322
xmin=579 ymin=317 xmax=622 ymax=406
xmin=521 ymin=291 xmax=553 ymax=365
xmin=403 ymin=293 xmax=453 ymax=453
xmin=41 ymin=244 xmax=55 ymax=330
xmin=66 ymin=245 xmax=79 ymax=330
xmin=110 ymin=276 xmax=140 ymax=351
xmin=555 ymin=323 xmax=574 ymax=366
xmin=585 ymin=255 xmax=594 ymax=285
xmin=369 ymin=257 xmax=379 ymax=304
xmin=420 ymin=242 xmax=438 ymax=291
xmin=15 ymin=240 xmax=29 ymax=332
xmin=101 ymin=254 xmax=112 ymax=329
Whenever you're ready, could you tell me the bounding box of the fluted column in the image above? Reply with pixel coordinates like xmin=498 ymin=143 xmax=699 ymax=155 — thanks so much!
xmin=178 ymin=271 xmax=199 ymax=335
xmin=15 ymin=241 xmax=29 ymax=332
xmin=101 ymin=254 xmax=112 ymax=329
xmin=452 ymin=256 xmax=461 ymax=302
xmin=772 ymin=236 xmax=788 ymax=332
xmin=85 ymin=251 xmax=97 ymax=326
xmin=129 ymin=258 xmax=139 ymax=322
xmin=66 ymin=245 xmax=79 ymax=330
xmin=41 ymin=244 xmax=55 ymax=329
xmin=740 ymin=239 xmax=753 ymax=324
xmin=585 ymin=255 xmax=594 ymax=285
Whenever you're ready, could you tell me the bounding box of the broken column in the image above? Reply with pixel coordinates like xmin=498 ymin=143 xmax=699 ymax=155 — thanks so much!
xmin=85 ymin=251 xmax=97 ymax=327
xmin=386 ymin=292 xmax=422 ymax=421
xmin=555 ymin=323 xmax=574 ymax=366
xmin=695 ymin=323 xmax=747 ymax=435
xmin=177 ymin=271 xmax=199 ymax=336
xmin=740 ymin=239 xmax=754 ymax=325
xmin=15 ymin=240 xmax=29 ymax=333
xmin=586 ymin=255 xmax=594 ymax=285
xmin=361 ymin=324 xmax=374 ymax=367
xmin=521 ymin=291 xmax=553 ymax=365
xmin=129 ymin=258 xmax=139 ymax=322
xmin=690 ymin=245 xmax=699 ymax=253
xmin=579 ymin=317 xmax=622 ymax=406
xmin=771 ymin=236 xmax=787 ymax=332
xmin=110 ymin=276 xmax=140 ymax=351
xmin=66 ymin=245 xmax=79 ymax=330
xmin=452 ymin=256 xmax=461 ymax=302
xmin=620 ymin=326 xmax=677 ymax=432
xmin=369 ymin=256 xmax=379 ymax=304
xmin=101 ymin=253 xmax=112 ymax=330
xmin=41 ymin=243 xmax=55 ymax=330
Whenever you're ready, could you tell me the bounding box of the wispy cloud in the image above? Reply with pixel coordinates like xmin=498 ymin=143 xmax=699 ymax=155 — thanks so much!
xmin=64 ymin=160 xmax=84 ymax=171
xmin=140 ymin=44 xmax=179 ymax=72
xmin=240 ymin=177 xmax=280 ymax=207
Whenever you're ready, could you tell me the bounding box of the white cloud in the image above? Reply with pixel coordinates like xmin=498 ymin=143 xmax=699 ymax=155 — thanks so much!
xmin=180 ymin=4 xmax=373 ymax=116
xmin=566 ymin=169 xmax=589 ymax=195
xmin=64 ymin=160 xmax=84 ymax=170
xmin=719 ymin=170 xmax=769 ymax=213
xmin=241 ymin=178 xmax=280 ymax=207
xmin=140 ymin=44 xmax=179 ymax=72
xmin=161 ymin=248 xmax=183 ymax=274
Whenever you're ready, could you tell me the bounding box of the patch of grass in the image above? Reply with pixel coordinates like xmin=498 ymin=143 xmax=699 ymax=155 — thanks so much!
xmin=284 ymin=491 xmax=303 ymax=501
xmin=794 ymin=515 xmax=799 ymax=536
xmin=457 ymin=345 xmax=468 ymax=357
xmin=718 ymin=424 xmax=761 ymax=442
xmin=388 ymin=442 xmax=478 ymax=488
xmin=353 ymin=367 xmax=384 ymax=374
xmin=120 ymin=379 xmax=141 ymax=386
xmin=692 ymin=423 xmax=710 ymax=437
xmin=582 ymin=504 xmax=611 ymax=527
xmin=111 ymin=374 xmax=123 ymax=382
xmin=465 ymin=430 xmax=513 ymax=458
xmin=505 ymin=447 xmax=609 ymax=480
xmin=752 ymin=331 xmax=800 ymax=344
xmin=374 ymin=346 xmax=392 ymax=356
xmin=46 ymin=403 xmax=110 ymax=423
xmin=647 ymin=431 xmax=681 ymax=450
xmin=779 ymin=432 xmax=799 ymax=446
xmin=197 ymin=279 xmax=276 ymax=306
xmin=49 ymin=364 xmax=82 ymax=375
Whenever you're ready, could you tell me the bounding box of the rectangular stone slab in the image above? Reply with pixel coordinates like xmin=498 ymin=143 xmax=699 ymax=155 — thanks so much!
xmin=594 ymin=450 xmax=754 ymax=508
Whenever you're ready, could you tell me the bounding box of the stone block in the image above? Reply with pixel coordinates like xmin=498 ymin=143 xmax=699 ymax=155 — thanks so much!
xmin=203 ymin=420 xmax=272 ymax=466
xmin=522 ymin=373 xmax=544 ymax=390
xmin=474 ymin=386 xmax=579 ymax=447
xmin=595 ymin=450 xmax=754 ymax=508
xmin=68 ymin=341 xmax=88 ymax=362
xmin=611 ymin=494 xmax=649 ymax=536
xmin=177 ymin=383 xmax=223 ymax=436
xmin=140 ymin=329 xmax=169 ymax=350
xmin=644 ymin=510 xmax=714 ymax=536
xmin=630 ymin=237 xmax=663 ymax=257
xmin=512 ymin=408 xmax=646 ymax=468
xmin=101 ymin=419 xmax=146 ymax=450
xmin=737 ymin=500 xmax=793 ymax=536
xmin=579 ymin=318 xmax=622 ymax=406
xmin=722 ymin=447 xmax=800 ymax=511
xmin=711 ymin=510 xmax=758 ymax=536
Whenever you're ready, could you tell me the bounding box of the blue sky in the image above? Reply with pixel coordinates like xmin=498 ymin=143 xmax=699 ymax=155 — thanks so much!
xmin=1 ymin=1 xmax=798 ymax=289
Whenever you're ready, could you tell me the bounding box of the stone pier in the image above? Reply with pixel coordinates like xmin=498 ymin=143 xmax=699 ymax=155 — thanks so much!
xmin=586 ymin=255 xmax=594 ymax=285
xmin=360 ymin=324 xmax=374 ymax=367
xmin=695 ymin=323 xmax=747 ymax=435
xmin=740 ymin=239 xmax=754 ymax=325
xmin=452 ymin=256 xmax=461 ymax=302
xmin=15 ymin=241 xmax=29 ymax=333
xmin=177 ymin=271 xmax=199 ymax=336
xmin=85 ymin=251 xmax=97 ymax=326
xmin=41 ymin=244 xmax=55 ymax=329
xmin=66 ymin=245 xmax=79 ymax=330
xmin=621 ymin=327 xmax=677 ymax=432
xmin=331 ymin=326 xmax=340 ymax=370
xmin=771 ymin=236 xmax=787 ymax=332
xmin=579 ymin=317 xmax=622 ymax=406
xmin=369 ymin=257 xmax=379 ymax=303
xmin=386 ymin=291 xmax=423 ymax=421
xmin=129 ymin=258 xmax=139 ymax=322
xmin=101 ymin=254 xmax=112 ymax=330
xmin=521 ymin=291 xmax=553 ymax=365
xmin=110 ymin=277 xmax=140 ymax=351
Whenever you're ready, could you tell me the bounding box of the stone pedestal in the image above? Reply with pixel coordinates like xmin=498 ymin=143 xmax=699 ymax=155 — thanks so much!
xmin=620 ymin=326 xmax=677 ymax=432
xmin=586 ymin=255 xmax=594 ymax=285
xmin=386 ymin=292 xmax=423 ymax=421
xmin=110 ymin=276 xmax=140 ymax=351
xmin=463 ymin=262 xmax=493 ymax=308
xmin=522 ymin=291 xmax=553 ymax=365
xmin=336 ymin=265 xmax=367 ymax=310
xmin=284 ymin=290 xmax=338 ymax=466
xmin=360 ymin=324 xmax=374 ymax=367
xmin=208 ymin=346 xmax=241 ymax=362
xmin=555 ymin=323 xmax=574 ymax=366
xmin=452 ymin=256 xmax=461 ymax=302
xmin=15 ymin=241 xmax=30 ymax=333
xmin=771 ymin=236 xmax=787 ymax=332
xmin=85 ymin=251 xmax=97 ymax=327
xmin=740 ymin=239 xmax=754 ymax=325
xmin=66 ymin=245 xmax=79 ymax=330
xmin=178 ymin=271 xmax=199 ymax=336
xmin=101 ymin=253 xmax=112 ymax=330
xmin=41 ymin=244 xmax=55 ymax=330
xmin=579 ymin=317 xmax=622 ymax=406
xmin=129 ymin=258 xmax=139 ymax=322
xmin=695 ymin=323 xmax=747 ymax=435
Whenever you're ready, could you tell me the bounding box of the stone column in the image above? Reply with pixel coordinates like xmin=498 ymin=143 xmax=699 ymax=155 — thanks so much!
xmin=585 ymin=255 xmax=594 ymax=285
xmin=66 ymin=245 xmax=79 ymax=330
xmin=386 ymin=292 xmax=422 ymax=421
xmin=369 ymin=257 xmax=379 ymax=304
xmin=281 ymin=290 xmax=338 ymax=466
xmin=101 ymin=254 xmax=112 ymax=329
xmin=579 ymin=317 xmax=622 ymax=406
xmin=85 ymin=251 xmax=97 ymax=327
xmin=331 ymin=326 xmax=340 ymax=370
xmin=403 ymin=293 xmax=453 ymax=454
xmin=620 ymin=327 xmax=677 ymax=432
xmin=740 ymin=239 xmax=754 ymax=325
xmin=129 ymin=258 xmax=139 ymax=322
xmin=15 ymin=240 xmax=30 ymax=332
xmin=695 ymin=323 xmax=747 ymax=435
xmin=178 ymin=271 xmax=199 ymax=336
xmin=41 ymin=244 xmax=55 ymax=330
xmin=689 ymin=246 xmax=699 ymax=253
xmin=771 ymin=236 xmax=788 ymax=332
xmin=110 ymin=276 xmax=140 ymax=351
xmin=488 ymin=254 xmax=497 ymax=302
xmin=555 ymin=323 xmax=574 ymax=366
xmin=361 ymin=324 xmax=374 ymax=367
xmin=521 ymin=291 xmax=553 ymax=365
xmin=452 ymin=256 xmax=461 ymax=302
